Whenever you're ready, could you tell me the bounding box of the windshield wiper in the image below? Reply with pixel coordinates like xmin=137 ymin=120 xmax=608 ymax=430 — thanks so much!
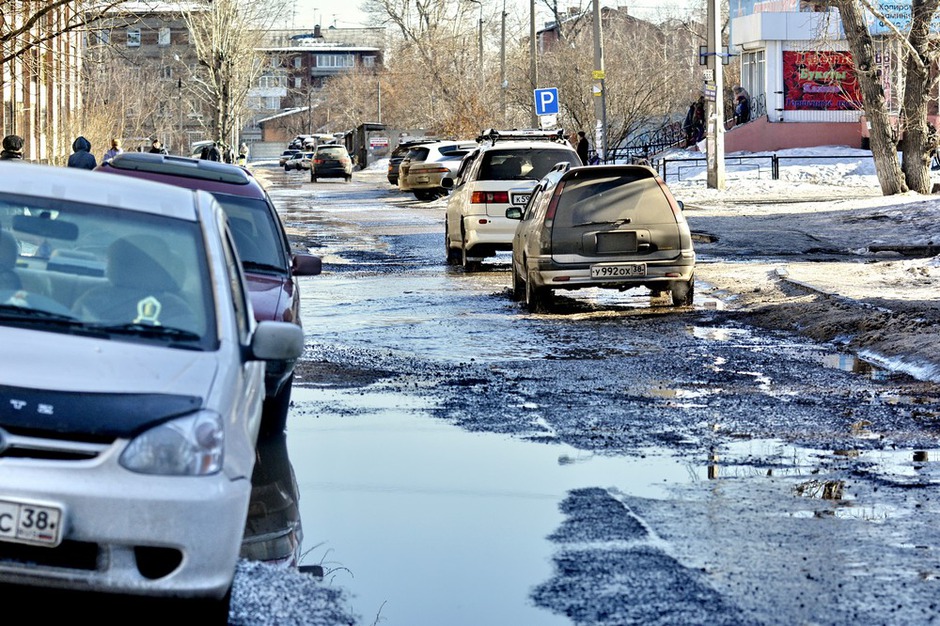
xmin=0 ymin=304 xmax=81 ymax=325
xmin=574 ymin=218 xmax=632 ymax=228
xmin=88 ymin=322 xmax=202 ymax=343
xmin=241 ymin=260 xmax=287 ymax=274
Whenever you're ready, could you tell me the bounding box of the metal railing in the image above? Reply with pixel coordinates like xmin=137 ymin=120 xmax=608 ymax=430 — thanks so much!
xmin=657 ymin=152 xmax=874 ymax=183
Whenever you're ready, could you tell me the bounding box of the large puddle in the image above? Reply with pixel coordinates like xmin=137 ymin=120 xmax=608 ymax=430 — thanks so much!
xmin=284 ymin=386 xmax=940 ymax=625
xmin=286 ymin=386 xmax=702 ymax=625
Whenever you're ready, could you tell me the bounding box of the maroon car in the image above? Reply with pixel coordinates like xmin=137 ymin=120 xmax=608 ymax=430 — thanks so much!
xmin=96 ymin=152 xmax=321 ymax=435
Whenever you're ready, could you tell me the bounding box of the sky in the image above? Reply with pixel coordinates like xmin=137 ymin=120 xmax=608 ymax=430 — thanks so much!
xmin=285 ymin=0 xmax=696 ymax=30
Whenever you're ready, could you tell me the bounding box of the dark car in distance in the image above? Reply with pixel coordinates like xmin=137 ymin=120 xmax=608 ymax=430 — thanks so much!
xmin=96 ymin=152 xmax=322 ymax=435
xmin=310 ymin=144 xmax=353 ymax=182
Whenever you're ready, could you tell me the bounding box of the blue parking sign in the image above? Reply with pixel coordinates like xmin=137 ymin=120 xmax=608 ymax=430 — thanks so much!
xmin=534 ymin=88 xmax=559 ymax=116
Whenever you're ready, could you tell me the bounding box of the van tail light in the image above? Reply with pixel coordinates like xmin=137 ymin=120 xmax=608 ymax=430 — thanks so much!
xmin=656 ymin=178 xmax=684 ymax=219
xmin=544 ymin=181 xmax=566 ymax=220
xmin=471 ymin=191 xmax=510 ymax=204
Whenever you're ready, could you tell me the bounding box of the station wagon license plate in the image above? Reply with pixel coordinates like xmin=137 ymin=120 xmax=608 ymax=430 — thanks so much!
xmin=509 ymin=192 xmax=531 ymax=206
xmin=0 ymin=498 xmax=63 ymax=547
xmin=591 ymin=263 xmax=646 ymax=278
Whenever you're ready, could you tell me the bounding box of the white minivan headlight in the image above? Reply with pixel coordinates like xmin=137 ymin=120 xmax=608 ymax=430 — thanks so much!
xmin=120 ymin=411 xmax=224 ymax=476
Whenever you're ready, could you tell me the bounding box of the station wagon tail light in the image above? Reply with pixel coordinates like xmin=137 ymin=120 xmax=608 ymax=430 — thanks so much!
xmin=471 ymin=190 xmax=510 ymax=204
xmin=423 ymin=166 xmax=450 ymax=174
xmin=544 ymin=181 xmax=566 ymax=221
xmin=120 ymin=411 xmax=223 ymax=476
xmin=656 ymin=178 xmax=684 ymax=219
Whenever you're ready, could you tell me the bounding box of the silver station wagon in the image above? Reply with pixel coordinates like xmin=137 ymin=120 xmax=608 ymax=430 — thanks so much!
xmin=507 ymin=163 xmax=695 ymax=312
xmin=0 ymin=162 xmax=303 ymax=620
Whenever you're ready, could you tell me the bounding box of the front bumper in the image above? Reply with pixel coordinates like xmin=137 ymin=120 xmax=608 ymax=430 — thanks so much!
xmin=0 ymin=452 xmax=251 ymax=599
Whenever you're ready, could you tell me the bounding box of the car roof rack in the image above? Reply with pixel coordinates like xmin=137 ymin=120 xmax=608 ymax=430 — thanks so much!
xmin=104 ymin=152 xmax=251 ymax=185
xmin=476 ymin=128 xmax=567 ymax=145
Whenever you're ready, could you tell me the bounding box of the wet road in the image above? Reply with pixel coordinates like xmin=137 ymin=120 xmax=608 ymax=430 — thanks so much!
xmin=265 ymin=165 xmax=940 ymax=626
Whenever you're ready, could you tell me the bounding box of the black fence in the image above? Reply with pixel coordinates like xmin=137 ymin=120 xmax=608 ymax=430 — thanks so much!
xmin=657 ymin=152 xmax=873 ymax=183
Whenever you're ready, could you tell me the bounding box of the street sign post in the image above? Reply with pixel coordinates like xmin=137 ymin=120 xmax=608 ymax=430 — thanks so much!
xmin=533 ymin=88 xmax=559 ymax=116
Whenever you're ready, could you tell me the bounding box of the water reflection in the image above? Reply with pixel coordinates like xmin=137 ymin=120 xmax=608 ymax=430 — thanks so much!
xmin=241 ymin=433 xmax=304 ymax=568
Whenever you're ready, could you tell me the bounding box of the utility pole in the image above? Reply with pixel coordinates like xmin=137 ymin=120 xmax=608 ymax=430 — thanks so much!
xmin=529 ymin=0 xmax=538 ymax=127
xmin=706 ymin=0 xmax=725 ymax=189
xmin=592 ymin=0 xmax=606 ymax=162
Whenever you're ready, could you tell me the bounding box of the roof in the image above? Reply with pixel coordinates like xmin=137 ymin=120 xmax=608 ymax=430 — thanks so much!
xmin=95 ymin=153 xmax=264 ymax=200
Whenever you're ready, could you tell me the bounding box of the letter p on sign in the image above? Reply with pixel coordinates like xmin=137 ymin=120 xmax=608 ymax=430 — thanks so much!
xmin=534 ymin=88 xmax=559 ymax=116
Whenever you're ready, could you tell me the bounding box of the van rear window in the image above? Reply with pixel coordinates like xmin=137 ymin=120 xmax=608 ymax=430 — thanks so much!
xmin=553 ymin=176 xmax=675 ymax=227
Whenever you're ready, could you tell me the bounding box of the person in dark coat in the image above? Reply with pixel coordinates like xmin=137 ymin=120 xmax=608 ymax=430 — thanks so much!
xmin=206 ymin=142 xmax=221 ymax=162
xmin=576 ymin=130 xmax=589 ymax=165
xmin=67 ymin=136 xmax=97 ymax=170
xmin=734 ymin=94 xmax=751 ymax=126
xmin=149 ymin=139 xmax=168 ymax=155
xmin=0 ymin=135 xmax=24 ymax=160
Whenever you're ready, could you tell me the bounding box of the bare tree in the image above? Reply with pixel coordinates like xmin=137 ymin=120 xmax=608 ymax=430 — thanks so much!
xmin=181 ymin=0 xmax=287 ymax=148
xmin=834 ymin=0 xmax=940 ymax=194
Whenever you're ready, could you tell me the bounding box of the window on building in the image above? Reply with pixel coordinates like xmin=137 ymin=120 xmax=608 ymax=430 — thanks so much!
xmin=294 ymin=57 xmax=303 ymax=68
xmin=127 ymin=28 xmax=141 ymax=47
xmin=160 ymin=66 xmax=174 ymax=80
xmin=263 ymin=96 xmax=280 ymax=110
xmin=741 ymin=50 xmax=765 ymax=117
xmin=316 ymin=54 xmax=354 ymax=68
xmin=295 ymin=77 xmax=302 ymax=89
xmin=159 ymin=27 xmax=171 ymax=46
xmin=363 ymin=56 xmax=376 ymax=68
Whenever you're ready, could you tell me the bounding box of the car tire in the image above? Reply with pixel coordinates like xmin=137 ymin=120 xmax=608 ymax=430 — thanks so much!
xmin=461 ymin=243 xmax=481 ymax=273
xmin=525 ymin=269 xmax=552 ymax=312
xmin=670 ymin=277 xmax=694 ymax=307
xmin=511 ymin=263 xmax=525 ymax=301
xmin=414 ymin=190 xmax=434 ymax=201
xmin=311 ymin=176 xmax=317 ymax=183
xmin=445 ymin=228 xmax=461 ymax=266
xmin=260 ymin=374 xmax=293 ymax=438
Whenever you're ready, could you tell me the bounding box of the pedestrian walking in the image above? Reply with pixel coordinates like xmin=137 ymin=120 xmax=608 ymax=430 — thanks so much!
xmin=691 ymin=97 xmax=706 ymax=143
xmin=683 ymin=101 xmax=697 ymax=146
xmin=734 ymin=94 xmax=751 ymax=126
xmin=67 ymin=136 xmax=97 ymax=170
xmin=206 ymin=142 xmax=221 ymax=162
xmin=0 ymin=134 xmax=25 ymax=160
xmin=576 ymin=130 xmax=590 ymax=165
xmin=237 ymin=142 xmax=249 ymax=166
xmin=103 ymin=138 xmax=123 ymax=161
xmin=149 ymin=139 xmax=168 ymax=155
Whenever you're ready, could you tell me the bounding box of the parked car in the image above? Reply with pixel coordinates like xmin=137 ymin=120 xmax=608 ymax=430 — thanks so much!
xmin=442 ymin=128 xmax=582 ymax=271
xmin=95 ymin=152 xmax=322 ymax=435
xmin=387 ymin=139 xmax=436 ymax=186
xmin=285 ymin=151 xmax=314 ymax=171
xmin=0 ymin=161 xmax=304 ymax=620
xmin=279 ymin=149 xmax=302 ymax=168
xmin=398 ymin=140 xmax=477 ymax=201
xmin=506 ymin=163 xmax=695 ymax=312
xmin=310 ymin=144 xmax=353 ymax=182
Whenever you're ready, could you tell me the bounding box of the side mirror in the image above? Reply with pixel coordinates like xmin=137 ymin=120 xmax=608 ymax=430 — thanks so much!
xmin=291 ymin=253 xmax=322 ymax=277
xmin=441 ymin=177 xmax=454 ymax=190
xmin=251 ymin=321 xmax=304 ymax=361
xmin=505 ymin=207 xmax=523 ymax=220
xmin=677 ymin=200 xmax=685 ymax=211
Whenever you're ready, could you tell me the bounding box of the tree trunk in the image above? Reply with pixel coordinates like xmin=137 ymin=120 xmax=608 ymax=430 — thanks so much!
xmin=836 ymin=0 xmax=908 ymax=195
xmin=900 ymin=0 xmax=940 ymax=194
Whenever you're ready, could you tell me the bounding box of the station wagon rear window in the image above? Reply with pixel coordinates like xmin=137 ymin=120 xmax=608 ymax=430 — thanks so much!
xmin=552 ymin=175 xmax=677 ymax=228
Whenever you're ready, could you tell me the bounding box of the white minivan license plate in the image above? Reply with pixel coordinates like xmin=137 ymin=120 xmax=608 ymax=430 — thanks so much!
xmin=509 ymin=192 xmax=531 ymax=206
xmin=591 ymin=263 xmax=647 ymax=278
xmin=0 ymin=498 xmax=63 ymax=547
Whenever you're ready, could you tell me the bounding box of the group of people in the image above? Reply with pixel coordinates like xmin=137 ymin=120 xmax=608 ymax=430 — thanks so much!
xmin=682 ymin=86 xmax=752 ymax=147
xmin=0 ymin=135 xmax=248 ymax=167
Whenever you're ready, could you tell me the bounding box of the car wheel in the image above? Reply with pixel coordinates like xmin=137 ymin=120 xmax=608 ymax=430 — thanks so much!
xmin=525 ymin=269 xmax=552 ymax=312
xmin=445 ymin=227 xmax=461 ymax=266
xmin=461 ymin=242 xmax=481 ymax=272
xmin=259 ymin=374 xmax=293 ymax=438
xmin=670 ymin=277 xmax=694 ymax=307
xmin=414 ymin=190 xmax=433 ymax=201
xmin=511 ymin=262 xmax=525 ymax=301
